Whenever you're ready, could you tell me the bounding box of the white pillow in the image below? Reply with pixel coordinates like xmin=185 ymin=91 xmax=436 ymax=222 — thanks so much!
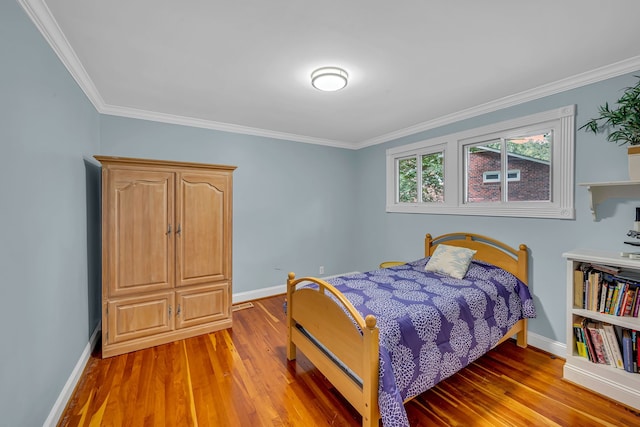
xmin=425 ymin=244 xmax=477 ymax=279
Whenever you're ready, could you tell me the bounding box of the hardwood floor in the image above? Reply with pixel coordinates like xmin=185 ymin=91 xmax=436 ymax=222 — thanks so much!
xmin=59 ymin=295 xmax=640 ymax=426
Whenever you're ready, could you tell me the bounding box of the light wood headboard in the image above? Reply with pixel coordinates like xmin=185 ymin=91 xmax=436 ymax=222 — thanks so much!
xmin=425 ymin=232 xmax=529 ymax=285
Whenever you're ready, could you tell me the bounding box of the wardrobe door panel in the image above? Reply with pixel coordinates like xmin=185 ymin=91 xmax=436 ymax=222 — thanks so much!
xmin=175 ymin=283 xmax=230 ymax=329
xmin=176 ymin=172 xmax=230 ymax=287
xmin=106 ymin=169 xmax=175 ymax=296
xmin=107 ymin=292 xmax=175 ymax=344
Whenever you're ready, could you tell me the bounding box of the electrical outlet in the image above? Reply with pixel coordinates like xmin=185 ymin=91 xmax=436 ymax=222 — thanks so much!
xmin=319 ymin=266 xmax=325 ymax=275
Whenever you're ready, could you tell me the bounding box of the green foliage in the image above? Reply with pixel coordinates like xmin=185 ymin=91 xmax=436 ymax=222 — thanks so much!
xmin=507 ymin=136 xmax=551 ymax=162
xmin=398 ymin=158 xmax=417 ymax=202
xmin=479 ymin=134 xmax=551 ymax=162
xmin=421 ymin=153 xmax=444 ymax=202
xmin=397 ymin=153 xmax=444 ymax=203
xmin=579 ymin=76 xmax=640 ymax=146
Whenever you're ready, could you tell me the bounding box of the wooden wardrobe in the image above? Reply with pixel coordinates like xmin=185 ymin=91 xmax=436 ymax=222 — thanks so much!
xmin=95 ymin=156 xmax=236 ymax=358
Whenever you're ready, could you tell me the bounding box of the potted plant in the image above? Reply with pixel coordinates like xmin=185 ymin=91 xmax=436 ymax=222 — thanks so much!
xmin=579 ymin=76 xmax=640 ymax=180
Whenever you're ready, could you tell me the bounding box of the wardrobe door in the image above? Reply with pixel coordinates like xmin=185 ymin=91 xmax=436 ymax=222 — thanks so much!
xmin=105 ymin=168 xmax=175 ymax=296
xmin=107 ymin=292 xmax=175 ymax=344
xmin=175 ymin=284 xmax=230 ymax=329
xmin=175 ymin=171 xmax=231 ymax=287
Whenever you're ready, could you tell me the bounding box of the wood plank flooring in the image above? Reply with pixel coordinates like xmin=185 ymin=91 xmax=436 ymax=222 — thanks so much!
xmin=59 ymin=295 xmax=640 ymax=426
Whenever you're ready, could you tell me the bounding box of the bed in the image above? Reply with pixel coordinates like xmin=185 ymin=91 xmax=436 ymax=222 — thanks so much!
xmin=286 ymin=232 xmax=536 ymax=427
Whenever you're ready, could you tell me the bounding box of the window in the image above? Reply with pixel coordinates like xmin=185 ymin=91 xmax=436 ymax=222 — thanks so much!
xmin=386 ymin=105 xmax=575 ymax=219
xmin=482 ymin=170 xmax=520 ymax=183
xmin=482 ymin=170 xmax=522 ymax=184
xmin=397 ymin=149 xmax=444 ymax=203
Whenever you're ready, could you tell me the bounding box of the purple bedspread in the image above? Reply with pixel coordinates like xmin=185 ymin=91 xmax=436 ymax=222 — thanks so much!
xmin=324 ymin=257 xmax=536 ymax=427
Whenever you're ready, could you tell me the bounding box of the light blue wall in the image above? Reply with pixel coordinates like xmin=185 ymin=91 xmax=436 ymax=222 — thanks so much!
xmin=353 ymin=72 xmax=640 ymax=344
xmin=0 ymin=2 xmax=101 ymax=426
xmin=99 ymin=117 xmax=359 ymax=292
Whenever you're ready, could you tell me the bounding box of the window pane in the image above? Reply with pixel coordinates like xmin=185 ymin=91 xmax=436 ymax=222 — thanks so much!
xmin=398 ymin=157 xmax=417 ymax=202
xmin=421 ymin=152 xmax=444 ymax=202
xmin=506 ymin=132 xmax=551 ymax=201
xmin=465 ymin=140 xmax=501 ymax=203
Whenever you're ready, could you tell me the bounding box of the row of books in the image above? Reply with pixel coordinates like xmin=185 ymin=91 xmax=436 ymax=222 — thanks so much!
xmin=573 ymin=316 xmax=639 ymax=373
xmin=574 ymin=265 xmax=640 ymax=317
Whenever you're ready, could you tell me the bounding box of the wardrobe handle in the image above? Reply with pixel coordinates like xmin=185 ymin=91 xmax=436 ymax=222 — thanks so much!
xmin=176 ymin=224 xmax=181 ymax=236
xmin=167 ymin=224 xmax=172 ymax=235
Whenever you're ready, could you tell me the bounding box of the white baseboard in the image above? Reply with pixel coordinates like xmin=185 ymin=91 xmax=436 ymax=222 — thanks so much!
xmin=232 ymin=271 xmax=361 ymax=304
xmin=563 ymin=359 xmax=640 ymax=411
xmin=233 ymin=283 xmax=286 ymax=304
xmin=527 ymin=331 xmax=566 ymax=358
xmin=43 ymin=322 xmax=101 ymax=427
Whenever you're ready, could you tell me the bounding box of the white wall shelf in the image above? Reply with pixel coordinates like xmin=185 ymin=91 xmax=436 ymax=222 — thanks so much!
xmin=580 ymin=181 xmax=640 ymax=220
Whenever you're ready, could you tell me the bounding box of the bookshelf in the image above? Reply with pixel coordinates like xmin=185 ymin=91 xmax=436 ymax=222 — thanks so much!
xmin=563 ymin=249 xmax=640 ymax=411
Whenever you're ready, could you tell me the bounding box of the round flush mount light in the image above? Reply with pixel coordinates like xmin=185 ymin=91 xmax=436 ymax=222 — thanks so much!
xmin=311 ymin=67 xmax=349 ymax=92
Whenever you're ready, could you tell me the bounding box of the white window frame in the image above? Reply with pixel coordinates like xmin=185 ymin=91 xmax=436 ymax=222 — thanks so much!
xmin=386 ymin=105 xmax=575 ymax=219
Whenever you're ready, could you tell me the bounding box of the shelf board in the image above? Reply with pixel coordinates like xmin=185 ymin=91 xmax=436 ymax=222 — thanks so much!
xmin=571 ymin=308 xmax=640 ymax=330
xmin=579 ymin=180 xmax=640 ymax=220
xmin=563 ymin=249 xmax=640 ymax=268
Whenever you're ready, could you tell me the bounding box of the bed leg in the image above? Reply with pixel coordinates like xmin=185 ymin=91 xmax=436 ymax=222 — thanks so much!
xmin=362 ymin=314 xmax=380 ymax=427
xmin=286 ymin=272 xmax=297 ymax=361
xmin=287 ymin=339 xmax=297 ymax=361
xmin=516 ymin=319 xmax=528 ymax=348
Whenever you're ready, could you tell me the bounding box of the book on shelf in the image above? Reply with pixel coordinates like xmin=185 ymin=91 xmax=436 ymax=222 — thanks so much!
xmin=573 ymin=320 xmax=589 ymax=359
xmin=574 ymin=316 xmax=596 ymax=362
xmin=609 ymin=282 xmax=621 ymax=315
xmin=588 ymin=263 xmax=622 ymax=276
xmin=599 ymin=278 xmax=608 ymax=313
xmin=602 ymin=323 xmax=625 ymax=369
xmin=615 ymin=269 xmax=640 ymax=283
xmin=633 ymin=330 xmax=638 ymax=373
xmin=621 ymin=288 xmax=635 ymax=316
xmin=574 ymin=269 xmax=584 ymax=308
xmin=573 ymin=316 xmax=640 ymax=373
xmin=614 ymin=282 xmax=628 ymax=316
xmin=622 ymin=329 xmax=634 ymax=373
xmin=604 ymin=283 xmax=616 ymax=314
xmin=575 ymin=264 xmax=640 ymax=318
xmin=587 ymin=321 xmax=611 ymax=365
xmin=592 ymin=272 xmax=601 ymax=311
xmin=597 ymin=322 xmax=615 ymax=366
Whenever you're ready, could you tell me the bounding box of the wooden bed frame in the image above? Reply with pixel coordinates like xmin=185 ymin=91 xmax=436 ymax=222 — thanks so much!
xmin=286 ymin=232 xmax=529 ymax=427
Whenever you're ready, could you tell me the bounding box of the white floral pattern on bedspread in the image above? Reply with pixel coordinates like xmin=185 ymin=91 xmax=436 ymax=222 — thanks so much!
xmin=324 ymin=258 xmax=536 ymax=427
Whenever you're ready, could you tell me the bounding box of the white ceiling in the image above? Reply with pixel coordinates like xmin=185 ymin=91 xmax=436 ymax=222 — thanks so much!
xmin=21 ymin=0 xmax=640 ymax=149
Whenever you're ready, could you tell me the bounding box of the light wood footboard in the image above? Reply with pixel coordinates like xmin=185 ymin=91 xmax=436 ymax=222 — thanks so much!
xmin=286 ymin=273 xmax=380 ymax=427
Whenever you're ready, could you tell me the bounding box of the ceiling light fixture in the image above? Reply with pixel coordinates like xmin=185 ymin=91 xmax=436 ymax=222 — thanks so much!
xmin=311 ymin=67 xmax=348 ymax=92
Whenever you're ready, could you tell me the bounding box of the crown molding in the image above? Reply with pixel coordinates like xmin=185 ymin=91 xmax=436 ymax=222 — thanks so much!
xmin=99 ymin=103 xmax=354 ymax=149
xmin=356 ymin=56 xmax=640 ymax=149
xmin=19 ymin=1 xmax=640 ymax=151
xmin=19 ymin=0 xmax=106 ymax=109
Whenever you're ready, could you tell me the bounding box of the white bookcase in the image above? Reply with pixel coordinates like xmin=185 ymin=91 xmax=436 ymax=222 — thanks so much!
xmin=563 ymin=249 xmax=640 ymax=410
